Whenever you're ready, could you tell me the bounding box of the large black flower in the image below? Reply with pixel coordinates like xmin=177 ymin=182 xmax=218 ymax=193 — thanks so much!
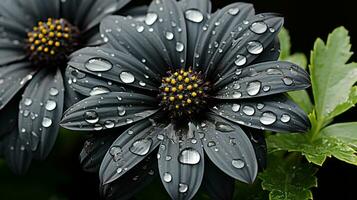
xmin=62 ymin=0 xmax=310 ymax=199
xmin=0 ymin=0 xmax=141 ymax=174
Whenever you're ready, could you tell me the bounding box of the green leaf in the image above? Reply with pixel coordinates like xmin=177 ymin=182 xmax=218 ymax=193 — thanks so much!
xmin=322 ymin=122 xmax=357 ymax=149
xmin=285 ymin=53 xmax=308 ymax=69
xmin=278 ymin=28 xmax=291 ymax=60
xmin=310 ymin=27 xmax=357 ymax=120
xmin=288 ymin=90 xmax=313 ymax=114
xmin=267 ymin=133 xmax=357 ymax=166
xmin=259 ymin=153 xmax=317 ymax=200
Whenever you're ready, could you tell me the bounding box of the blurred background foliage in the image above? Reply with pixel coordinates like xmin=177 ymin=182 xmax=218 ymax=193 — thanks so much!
xmin=1 ymin=0 xmax=356 ymax=199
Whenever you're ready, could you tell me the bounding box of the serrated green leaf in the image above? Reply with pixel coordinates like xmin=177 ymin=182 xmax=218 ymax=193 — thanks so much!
xmin=259 ymin=153 xmax=317 ymax=200
xmin=267 ymin=133 xmax=357 ymax=166
xmin=327 ymin=86 xmax=357 ymax=118
xmin=322 ymin=122 xmax=357 ymax=149
xmin=288 ymin=90 xmax=313 ymax=114
xmin=310 ymin=27 xmax=357 ymax=120
xmin=278 ymin=28 xmax=291 ymax=60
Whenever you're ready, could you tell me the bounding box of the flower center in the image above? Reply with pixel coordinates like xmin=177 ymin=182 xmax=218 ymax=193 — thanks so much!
xmin=159 ymin=69 xmax=210 ymax=118
xmin=26 ymin=18 xmax=80 ymax=66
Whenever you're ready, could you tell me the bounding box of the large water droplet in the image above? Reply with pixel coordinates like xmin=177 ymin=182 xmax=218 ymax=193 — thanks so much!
xmin=281 ymin=114 xmax=291 ymax=123
xmin=24 ymin=98 xmax=32 ymax=106
xmin=179 ymin=148 xmax=200 ymax=165
xmin=235 ymin=55 xmax=247 ymax=66
xmin=117 ymin=106 xmax=126 ymax=116
xmin=176 ymin=42 xmax=184 ymax=52
xmin=232 ymin=159 xmax=245 ymax=169
xmin=45 ymin=100 xmax=57 ymax=111
xmin=136 ymin=25 xmax=144 ymax=33
xmin=84 ymin=111 xmax=99 ymax=124
xmin=242 ymin=106 xmax=255 ymax=116
xmin=184 ymin=9 xmax=204 ymax=23
xmin=232 ymin=104 xmax=240 ymax=112
xmin=228 ymin=7 xmax=240 ymax=15
xmin=109 ymin=146 xmax=122 ymax=162
xmin=250 ymin=21 xmax=268 ymax=34
xmin=49 ymin=87 xmax=59 ymax=96
xmin=90 ymin=86 xmax=110 ymax=96
xmin=163 ymin=172 xmax=172 ymax=183
xmin=165 ymin=31 xmax=174 ymax=40
xmin=42 ymin=117 xmax=52 ymax=128
xmin=129 ymin=138 xmax=152 ymax=156
xmin=247 ymin=41 xmax=263 ymax=55
xmin=232 ymin=91 xmax=242 ymax=98
xmin=119 ymin=71 xmax=135 ymax=83
xmin=179 ymin=183 xmax=189 ymax=193
xmin=145 ymin=13 xmax=158 ymax=25
xmin=215 ymin=122 xmax=235 ymax=132
xmin=104 ymin=120 xmax=115 ymax=129
xmin=247 ymin=81 xmax=261 ymax=96
xmin=85 ymin=58 xmax=113 ymax=72
xmin=260 ymin=112 xmax=277 ymax=125
xmin=282 ymin=77 xmax=294 ymax=86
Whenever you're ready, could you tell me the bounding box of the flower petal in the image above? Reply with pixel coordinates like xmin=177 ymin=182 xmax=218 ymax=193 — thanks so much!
xmin=0 ymin=62 xmax=37 ymax=110
xmin=61 ymin=92 xmax=159 ymax=131
xmin=0 ymin=39 xmax=27 ymax=66
xmin=100 ymin=155 xmax=157 ymax=200
xmin=210 ymin=94 xmax=310 ymax=133
xmin=18 ymin=68 xmax=64 ymax=159
xmin=0 ymin=94 xmax=19 ymax=138
xmin=0 ymin=16 xmax=27 ymax=40
xmin=147 ymin=0 xmax=187 ymax=68
xmin=213 ymin=61 xmax=310 ymax=99
xmin=63 ymin=68 xmax=85 ymax=109
xmin=158 ymin=123 xmax=204 ymax=200
xmin=69 ymin=46 xmax=160 ymax=92
xmin=243 ymin=128 xmax=267 ymax=171
xmin=193 ymin=2 xmax=255 ymax=74
xmin=100 ymin=15 xmax=171 ymax=76
xmin=200 ymin=115 xmax=258 ymax=183
xmin=251 ymin=37 xmax=280 ymax=64
xmin=99 ymin=120 xmax=163 ymax=184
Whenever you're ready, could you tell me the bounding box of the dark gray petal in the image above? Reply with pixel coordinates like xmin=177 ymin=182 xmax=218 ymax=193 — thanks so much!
xmin=101 ymin=155 xmax=157 ymax=200
xmin=179 ymin=0 xmax=211 ymax=67
xmin=158 ymin=123 xmax=204 ymax=200
xmin=251 ymin=37 xmax=280 ymax=64
xmin=3 ymin=129 xmax=32 ymax=175
xmin=203 ymin=159 xmax=235 ymax=200
xmin=80 ymin=134 xmax=118 ymax=172
xmin=0 ymin=16 xmax=27 ymax=40
xmin=0 ymin=39 xmax=27 ymax=66
xmin=200 ymin=115 xmax=258 ymax=183
xmin=120 ymin=5 xmax=148 ymax=20
xmin=63 ymin=68 xmax=86 ymax=109
xmin=0 ymin=62 xmax=37 ymax=110
xmin=69 ymin=46 xmax=160 ymax=92
xmin=99 ymin=120 xmax=163 ymax=184
xmin=0 ymin=0 xmax=37 ymax=29
xmin=99 ymin=15 xmax=171 ymax=76
xmin=243 ymin=129 xmax=267 ymax=171
xmin=66 ymin=66 xmax=133 ymax=97
xmin=0 ymin=94 xmax=19 ymax=138
xmin=147 ymin=0 xmax=187 ymax=69
xmin=210 ymin=94 xmax=310 ymax=133
xmin=61 ymin=92 xmax=159 ymax=131
xmin=193 ymin=3 xmax=255 ymax=74
xmin=214 ymin=61 xmax=310 ymax=99
xmin=18 ymin=68 xmax=64 ymax=159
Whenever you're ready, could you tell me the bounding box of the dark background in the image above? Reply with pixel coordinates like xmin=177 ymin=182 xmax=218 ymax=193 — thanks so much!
xmin=0 ymin=0 xmax=356 ymax=199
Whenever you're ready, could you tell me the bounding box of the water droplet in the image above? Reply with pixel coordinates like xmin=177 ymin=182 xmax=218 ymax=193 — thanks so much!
xmin=165 ymin=31 xmax=174 ymax=40
xmin=228 ymin=7 xmax=240 ymax=15
xmin=257 ymin=103 xmax=265 ymax=110
xmin=139 ymin=81 xmax=146 ymax=87
xmin=145 ymin=13 xmax=158 ymax=25
xmin=85 ymin=58 xmax=113 ymax=72
xmin=126 ymin=118 xmax=134 ymax=124
xmin=84 ymin=111 xmax=99 ymax=124
xmin=136 ymin=25 xmax=144 ymax=32
xmin=184 ymin=9 xmax=204 ymax=23
xmin=235 ymin=55 xmax=247 ymax=66
xmin=281 ymin=114 xmax=291 ymax=123
xmin=215 ymin=122 xmax=235 ymax=132
xmin=94 ymin=124 xmax=103 ymax=131
xmin=207 ymin=141 xmax=216 ymax=147
xmin=260 ymin=112 xmax=277 ymax=125
xmin=163 ymin=172 xmax=172 ymax=183
xmin=176 ymin=42 xmax=184 ymax=52
xmin=235 ymin=69 xmax=242 ymax=76
xmin=178 ymin=148 xmax=200 ymax=165
xmin=232 ymin=159 xmax=245 ymax=169
xmin=119 ymin=72 xmax=135 ymax=83
xmin=233 ymin=83 xmax=241 ymax=90
xmin=247 ymin=41 xmax=263 ymax=55
xmin=24 ymin=98 xmax=32 ymax=106
xmin=242 ymin=106 xmax=255 ymax=116
xmin=246 ymin=81 xmax=261 ymax=96
xmin=45 ymin=100 xmax=57 ymax=111
xmin=42 ymin=117 xmax=52 ymax=128
xmin=250 ymin=22 xmax=268 ymax=34
xmin=104 ymin=120 xmax=115 ymax=129
xmin=49 ymin=87 xmax=59 ymax=96
xmin=232 ymin=104 xmax=240 ymax=112
xmin=129 ymin=138 xmax=152 ymax=156
xmin=157 ymin=134 xmax=164 ymax=141
xmin=116 ymin=168 xmax=123 ymax=174
xmin=262 ymin=86 xmax=271 ymax=92
xmin=179 ymin=183 xmax=189 ymax=193
xmin=89 ymin=86 xmax=110 ymax=96
xmin=117 ymin=106 xmax=126 ymax=116
xmin=282 ymin=77 xmax=294 ymax=86
xmin=109 ymin=146 xmax=122 ymax=162
xmin=232 ymin=91 xmax=242 ymax=98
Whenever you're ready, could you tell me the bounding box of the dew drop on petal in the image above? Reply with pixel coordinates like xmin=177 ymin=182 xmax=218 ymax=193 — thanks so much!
xmin=232 ymin=91 xmax=242 ymax=98
xmin=232 ymin=104 xmax=240 ymax=112
xmin=49 ymin=87 xmax=59 ymax=96
xmin=165 ymin=31 xmax=174 ymax=40
xmin=119 ymin=72 xmax=135 ymax=83
xmin=117 ymin=106 xmax=126 ymax=116
xmin=250 ymin=22 xmax=268 ymax=34
xmin=42 ymin=117 xmax=52 ymax=128
xmin=257 ymin=103 xmax=265 ymax=110
xmin=24 ymin=98 xmax=32 ymax=106
xmin=129 ymin=138 xmax=152 ymax=156
xmin=163 ymin=172 xmax=172 ymax=183
xmin=184 ymin=9 xmax=204 ymax=23
xmin=104 ymin=120 xmax=115 ymax=129
xmin=136 ymin=25 xmax=144 ymax=32
xmin=242 ymin=106 xmax=255 ymax=116
xmin=235 ymin=55 xmax=247 ymax=66
xmin=228 ymin=7 xmax=240 ymax=15
xmin=207 ymin=141 xmax=216 ymax=147
xmin=260 ymin=112 xmax=277 ymax=125
xmin=246 ymin=81 xmax=261 ymax=96
xmin=84 ymin=111 xmax=99 ymax=124
xmin=215 ymin=122 xmax=235 ymax=132
xmin=232 ymin=159 xmax=245 ymax=169
xmin=263 ymin=85 xmax=271 ymax=92
xmin=247 ymin=41 xmax=263 ymax=55
xmin=145 ymin=13 xmax=158 ymax=25
xmin=109 ymin=146 xmax=122 ymax=162
xmin=178 ymin=148 xmax=200 ymax=165
xmin=176 ymin=42 xmax=184 ymax=52
xmin=282 ymin=77 xmax=294 ymax=86
xmin=281 ymin=114 xmax=291 ymax=123
xmin=89 ymin=86 xmax=110 ymax=96
xmin=85 ymin=58 xmax=113 ymax=72
xmin=179 ymin=183 xmax=189 ymax=193
xmin=45 ymin=100 xmax=57 ymax=111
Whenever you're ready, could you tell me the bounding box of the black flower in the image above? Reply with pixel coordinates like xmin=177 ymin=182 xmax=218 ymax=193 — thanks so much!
xmin=62 ymin=0 xmax=310 ymax=199
xmin=0 ymin=0 xmax=138 ymax=174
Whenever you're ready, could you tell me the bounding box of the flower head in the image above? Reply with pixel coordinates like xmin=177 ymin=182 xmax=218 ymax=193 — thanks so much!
xmin=0 ymin=0 xmax=134 ymax=174
xmin=62 ymin=0 xmax=310 ymax=199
